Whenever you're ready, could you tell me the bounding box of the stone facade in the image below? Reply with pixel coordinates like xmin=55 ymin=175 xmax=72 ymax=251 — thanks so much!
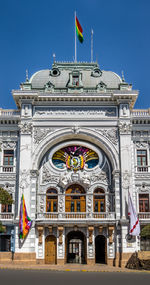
xmin=0 ymin=62 xmax=150 ymax=267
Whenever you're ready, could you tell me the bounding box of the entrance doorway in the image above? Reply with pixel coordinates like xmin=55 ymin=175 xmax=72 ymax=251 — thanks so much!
xmin=66 ymin=231 xmax=86 ymax=264
xmin=45 ymin=235 xmax=56 ymax=264
xmin=95 ymin=235 xmax=106 ymax=264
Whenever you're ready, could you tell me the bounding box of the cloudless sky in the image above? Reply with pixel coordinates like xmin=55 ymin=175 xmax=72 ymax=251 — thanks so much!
xmin=0 ymin=0 xmax=150 ymax=109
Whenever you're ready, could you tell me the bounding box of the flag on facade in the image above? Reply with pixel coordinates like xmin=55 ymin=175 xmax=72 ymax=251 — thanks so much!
xmin=19 ymin=194 xmax=32 ymax=239
xmin=75 ymin=16 xmax=83 ymax=43
xmin=128 ymin=191 xmax=140 ymax=236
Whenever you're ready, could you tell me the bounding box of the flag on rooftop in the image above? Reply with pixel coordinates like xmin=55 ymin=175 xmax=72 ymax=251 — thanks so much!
xmin=75 ymin=16 xmax=83 ymax=43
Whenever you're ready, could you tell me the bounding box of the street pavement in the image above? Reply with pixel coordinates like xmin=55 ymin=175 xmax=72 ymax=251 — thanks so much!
xmin=0 ymin=269 xmax=150 ymax=285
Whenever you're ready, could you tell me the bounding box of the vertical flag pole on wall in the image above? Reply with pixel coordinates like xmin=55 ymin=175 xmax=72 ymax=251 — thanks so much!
xmin=91 ymin=29 xmax=94 ymax=62
xmin=75 ymin=11 xmax=77 ymax=62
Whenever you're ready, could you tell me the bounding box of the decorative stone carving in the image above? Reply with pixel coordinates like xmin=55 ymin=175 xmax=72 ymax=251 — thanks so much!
xmin=37 ymin=226 xmax=43 ymax=245
xmin=34 ymin=127 xmax=54 ymax=144
xmin=88 ymin=226 xmax=94 ymax=244
xmin=2 ymin=141 xmax=16 ymax=149
xmin=122 ymin=170 xmax=130 ymax=190
xmin=72 ymin=125 xmax=80 ymax=134
xmin=34 ymin=106 xmax=117 ymax=118
xmin=91 ymin=170 xmax=108 ymax=184
xmin=44 ymin=81 xmax=54 ymax=91
xmin=135 ymin=141 xmax=148 ymax=148
xmin=20 ymin=169 xmax=30 ymax=192
xmin=119 ymin=121 xmax=131 ymax=134
xmin=58 ymin=226 xmax=63 ymax=244
xmin=87 ymin=195 xmax=92 ymax=213
xmin=19 ymin=122 xmax=32 ymax=134
xmin=30 ymin=169 xmax=39 ymax=178
xmin=94 ymin=128 xmax=118 ymax=145
xmin=59 ymin=195 xmax=65 ymax=213
xmin=40 ymin=195 xmax=44 ymax=213
xmin=108 ymin=226 xmax=114 ymax=244
xmin=42 ymin=165 xmax=59 ymax=184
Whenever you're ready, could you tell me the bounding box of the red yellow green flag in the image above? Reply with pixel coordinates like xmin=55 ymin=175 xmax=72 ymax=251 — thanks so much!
xmin=75 ymin=16 xmax=83 ymax=43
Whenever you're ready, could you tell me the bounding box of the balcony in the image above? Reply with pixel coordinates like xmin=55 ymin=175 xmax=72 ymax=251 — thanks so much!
xmin=0 ymin=165 xmax=16 ymax=173
xmin=138 ymin=212 xmax=150 ymax=220
xmin=136 ymin=166 xmax=149 ymax=172
xmin=36 ymin=212 xmax=116 ymax=221
xmin=0 ymin=213 xmax=14 ymax=220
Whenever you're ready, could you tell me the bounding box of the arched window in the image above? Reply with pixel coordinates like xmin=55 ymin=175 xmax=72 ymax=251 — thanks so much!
xmin=94 ymin=189 xmax=105 ymax=212
xmin=65 ymin=185 xmax=86 ymax=212
xmin=46 ymin=189 xmax=58 ymax=212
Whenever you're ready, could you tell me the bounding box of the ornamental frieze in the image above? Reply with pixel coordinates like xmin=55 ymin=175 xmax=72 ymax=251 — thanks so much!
xmin=34 ymin=106 xmax=117 ymax=118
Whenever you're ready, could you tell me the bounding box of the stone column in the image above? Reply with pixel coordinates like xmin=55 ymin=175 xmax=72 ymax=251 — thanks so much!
xmin=87 ymin=226 xmax=95 ymax=265
xmin=57 ymin=226 xmax=65 ymax=265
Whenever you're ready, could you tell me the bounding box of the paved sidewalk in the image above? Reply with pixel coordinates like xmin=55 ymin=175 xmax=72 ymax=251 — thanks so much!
xmin=0 ymin=263 xmax=136 ymax=272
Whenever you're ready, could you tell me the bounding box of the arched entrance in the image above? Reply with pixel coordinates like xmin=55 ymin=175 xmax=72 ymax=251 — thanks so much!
xmin=66 ymin=231 xmax=86 ymax=264
xmin=45 ymin=235 xmax=56 ymax=264
xmin=95 ymin=235 xmax=107 ymax=264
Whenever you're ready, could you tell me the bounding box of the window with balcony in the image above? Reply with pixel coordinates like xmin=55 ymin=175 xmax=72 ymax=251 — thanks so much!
xmin=137 ymin=150 xmax=148 ymax=172
xmin=65 ymin=185 xmax=86 ymax=213
xmin=1 ymin=194 xmax=12 ymax=214
xmin=94 ymin=189 xmax=105 ymax=213
xmin=3 ymin=150 xmax=14 ymax=172
xmin=139 ymin=194 xmax=149 ymax=212
xmin=46 ymin=189 xmax=58 ymax=212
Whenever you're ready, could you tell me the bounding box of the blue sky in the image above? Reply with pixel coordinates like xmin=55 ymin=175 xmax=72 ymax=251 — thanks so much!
xmin=0 ymin=0 xmax=150 ymax=109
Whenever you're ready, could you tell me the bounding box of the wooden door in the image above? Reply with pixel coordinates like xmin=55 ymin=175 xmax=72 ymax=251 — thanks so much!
xmin=45 ymin=235 xmax=56 ymax=264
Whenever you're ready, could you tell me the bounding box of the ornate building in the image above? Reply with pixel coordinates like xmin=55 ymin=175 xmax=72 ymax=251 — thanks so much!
xmin=0 ymin=61 xmax=150 ymax=267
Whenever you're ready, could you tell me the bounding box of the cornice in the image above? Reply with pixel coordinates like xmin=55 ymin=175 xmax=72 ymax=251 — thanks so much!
xmin=12 ymin=89 xmax=138 ymax=109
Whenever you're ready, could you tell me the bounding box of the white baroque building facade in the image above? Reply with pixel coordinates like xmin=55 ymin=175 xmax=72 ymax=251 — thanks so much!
xmin=0 ymin=61 xmax=150 ymax=267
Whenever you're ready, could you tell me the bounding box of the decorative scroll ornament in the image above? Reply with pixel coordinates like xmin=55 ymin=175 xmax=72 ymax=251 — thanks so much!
xmin=2 ymin=141 xmax=16 ymax=149
xmin=34 ymin=127 xmax=54 ymax=144
xmin=42 ymin=165 xmax=59 ymax=184
xmin=90 ymin=170 xmax=108 ymax=184
xmin=135 ymin=141 xmax=148 ymax=148
xmin=20 ymin=169 xmax=30 ymax=191
xmin=94 ymin=128 xmax=118 ymax=145
xmin=19 ymin=122 xmax=32 ymax=134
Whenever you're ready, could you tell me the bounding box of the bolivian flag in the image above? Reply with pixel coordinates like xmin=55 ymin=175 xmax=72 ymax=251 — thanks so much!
xmin=75 ymin=16 xmax=83 ymax=43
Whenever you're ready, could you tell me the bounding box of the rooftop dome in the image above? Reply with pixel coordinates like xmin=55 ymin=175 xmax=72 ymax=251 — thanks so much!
xmin=29 ymin=62 xmax=122 ymax=90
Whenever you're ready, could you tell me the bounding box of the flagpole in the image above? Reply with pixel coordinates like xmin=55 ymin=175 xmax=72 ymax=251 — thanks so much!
xmin=91 ymin=29 xmax=93 ymax=62
xmin=75 ymin=11 xmax=77 ymax=62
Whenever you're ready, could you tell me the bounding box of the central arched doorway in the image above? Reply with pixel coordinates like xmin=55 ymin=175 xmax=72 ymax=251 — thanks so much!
xmin=45 ymin=235 xmax=57 ymax=264
xmin=95 ymin=235 xmax=107 ymax=264
xmin=66 ymin=231 xmax=86 ymax=264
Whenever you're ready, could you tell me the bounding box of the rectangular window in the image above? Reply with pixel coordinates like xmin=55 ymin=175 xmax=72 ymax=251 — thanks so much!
xmin=72 ymin=76 xmax=79 ymax=86
xmin=137 ymin=150 xmax=148 ymax=172
xmin=1 ymin=194 xmax=12 ymax=213
xmin=3 ymin=150 xmax=14 ymax=166
xmin=139 ymin=194 xmax=149 ymax=212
